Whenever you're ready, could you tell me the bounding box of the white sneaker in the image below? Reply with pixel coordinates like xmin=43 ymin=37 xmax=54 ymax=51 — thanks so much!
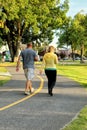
xmin=25 ymin=91 xmax=30 ymax=95
xmin=30 ymin=88 xmax=35 ymax=94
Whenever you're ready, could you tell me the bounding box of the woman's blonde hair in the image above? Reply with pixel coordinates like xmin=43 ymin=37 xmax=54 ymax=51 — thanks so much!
xmin=48 ymin=46 xmax=55 ymax=52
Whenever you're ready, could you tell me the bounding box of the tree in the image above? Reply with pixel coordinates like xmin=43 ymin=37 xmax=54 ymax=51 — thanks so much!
xmin=0 ymin=0 xmax=69 ymax=61
xmin=58 ymin=17 xmax=77 ymax=60
xmin=59 ymin=12 xmax=87 ymax=62
xmin=82 ymin=14 xmax=87 ymax=57
xmin=73 ymin=12 xmax=87 ymax=62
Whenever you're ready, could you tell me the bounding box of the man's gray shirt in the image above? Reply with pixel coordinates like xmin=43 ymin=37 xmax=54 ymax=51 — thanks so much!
xmin=20 ymin=48 xmax=37 ymax=69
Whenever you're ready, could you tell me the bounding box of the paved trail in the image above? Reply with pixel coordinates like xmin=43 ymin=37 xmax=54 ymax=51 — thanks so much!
xmin=0 ymin=66 xmax=87 ymax=130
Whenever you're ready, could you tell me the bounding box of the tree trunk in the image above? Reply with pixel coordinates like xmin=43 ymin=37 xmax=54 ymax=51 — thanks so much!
xmin=7 ymin=21 xmax=22 ymax=62
xmin=7 ymin=34 xmax=21 ymax=62
xmin=80 ymin=44 xmax=84 ymax=63
xmin=71 ymin=46 xmax=75 ymax=61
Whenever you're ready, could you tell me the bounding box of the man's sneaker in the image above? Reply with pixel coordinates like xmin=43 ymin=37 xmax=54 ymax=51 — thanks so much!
xmin=30 ymin=88 xmax=35 ymax=94
xmin=25 ymin=91 xmax=30 ymax=95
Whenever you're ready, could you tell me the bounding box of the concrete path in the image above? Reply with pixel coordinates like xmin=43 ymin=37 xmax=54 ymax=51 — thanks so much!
xmin=0 ymin=66 xmax=87 ymax=130
xmin=0 ymin=72 xmax=12 ymax=76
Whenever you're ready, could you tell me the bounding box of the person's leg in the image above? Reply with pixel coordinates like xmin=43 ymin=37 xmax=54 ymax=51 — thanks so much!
xmin=45 ymin=70 xmax=53 ymax=95
xmin=45 ymin=70 xmax=57 ymax=96
xmin=28 ymin=68 xmax=35 ymax=93
xmin=24 ymin=68 xmax=34 ymax=95
xmin=24 ymin=69 xmax=29 ymax=93
xmin=50 ymin=70 xmax=57 ymax=91
xmin=25 ymin=80 xmax=32 ymax=92
xmin=45 ymin=70 xmax=50 ymax=92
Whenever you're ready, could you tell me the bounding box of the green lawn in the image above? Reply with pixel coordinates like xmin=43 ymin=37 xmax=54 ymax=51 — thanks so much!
xmin=58 ymin=64 xmax=87 ymax=88
xmin=0 ymin=66 xmax=10 ymax=85
xmin=0 ymin=67 xmax=7 ymax=72
xmin=57 ymin=64 xmax=87 ymax=130
xmin=0 ymin=62 xmax=16 ymax=67
xmin=62 ymin=105 xmax=87 ymax=130
xmin=0 ymin=63 xmax=13 ymax=85
xmin=0 ymin=76 xmax=10 ymax=86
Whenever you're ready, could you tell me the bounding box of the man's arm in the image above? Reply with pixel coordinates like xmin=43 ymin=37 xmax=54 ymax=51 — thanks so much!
xmin=16 ymin=55 xmax=21 ymax=71
xmin=34 ymin=53 xmax=39 ymax=61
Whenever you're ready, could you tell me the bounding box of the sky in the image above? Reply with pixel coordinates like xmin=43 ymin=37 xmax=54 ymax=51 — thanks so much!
xmin=52 ymin=0 xmax=87 ymax=44
xmin=67 ymin=0 xmax=87 ymax=17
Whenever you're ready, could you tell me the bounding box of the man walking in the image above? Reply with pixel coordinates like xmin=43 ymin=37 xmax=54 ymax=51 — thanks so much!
xmin=16 ymin=42 xmax=38 ymax=95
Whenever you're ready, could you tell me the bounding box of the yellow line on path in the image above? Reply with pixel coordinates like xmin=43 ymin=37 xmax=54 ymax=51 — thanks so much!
xmin=0 ymin=75 xmax=44 ymax=111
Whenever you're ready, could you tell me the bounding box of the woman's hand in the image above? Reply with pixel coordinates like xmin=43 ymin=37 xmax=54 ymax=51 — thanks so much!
xmin=39 ymin=70 xmax=43 ymax=75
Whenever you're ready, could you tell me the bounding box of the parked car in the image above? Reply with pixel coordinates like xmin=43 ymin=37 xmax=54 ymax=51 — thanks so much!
xmin=75 ymin=57 xmax=81 ymax=60
xmin=75 ymin=56 xmax=87 ymax=60
xmin=63 ymin=57 xmax=69 ymax=60
xmin=5 ymin=51 xmax=11 ymax=62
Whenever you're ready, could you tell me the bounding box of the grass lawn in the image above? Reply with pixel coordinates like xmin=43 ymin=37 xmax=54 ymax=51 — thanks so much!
xmin=0 ymin=76 xmax=10 ymax=86
xmin=62 ymin=105 xmax=87 ymax=130
xmin=0 ymin=67 xmax=7 ymax=72
xmin=58 ymin=64 xmax=87 ymax=88
xmin=0 ymin=62 xmax=14 ymax=85
xmin=57 ymin=63 xmax=87 ymax=130
xmin=0 ymin=66 xmax=10 ymax=85
xmin=0 ymin=62 xmax=16 ymax=67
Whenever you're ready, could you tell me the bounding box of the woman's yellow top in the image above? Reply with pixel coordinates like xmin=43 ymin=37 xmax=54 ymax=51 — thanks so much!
xmin=42 ymin=52 xmax=58 ymax=70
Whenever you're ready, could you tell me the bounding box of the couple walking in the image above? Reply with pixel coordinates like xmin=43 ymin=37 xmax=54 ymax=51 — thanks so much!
xmin=16 ymin=42 xmax=58 ymax=96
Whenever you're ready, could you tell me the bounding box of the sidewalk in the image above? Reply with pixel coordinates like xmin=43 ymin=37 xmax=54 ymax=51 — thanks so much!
xmin=0 ymin=72 xmax=12 ymax=76
xmin=0 ymin=66 xmax=87 ymax=130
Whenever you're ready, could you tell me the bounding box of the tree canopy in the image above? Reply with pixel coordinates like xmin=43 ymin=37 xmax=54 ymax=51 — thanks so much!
xmin=0 ymin=0 xmax=69 ymax=61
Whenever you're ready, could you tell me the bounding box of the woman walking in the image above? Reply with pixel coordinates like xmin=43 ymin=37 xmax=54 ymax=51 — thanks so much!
xmin=40 ymin=44 xmax=58 ymax=96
